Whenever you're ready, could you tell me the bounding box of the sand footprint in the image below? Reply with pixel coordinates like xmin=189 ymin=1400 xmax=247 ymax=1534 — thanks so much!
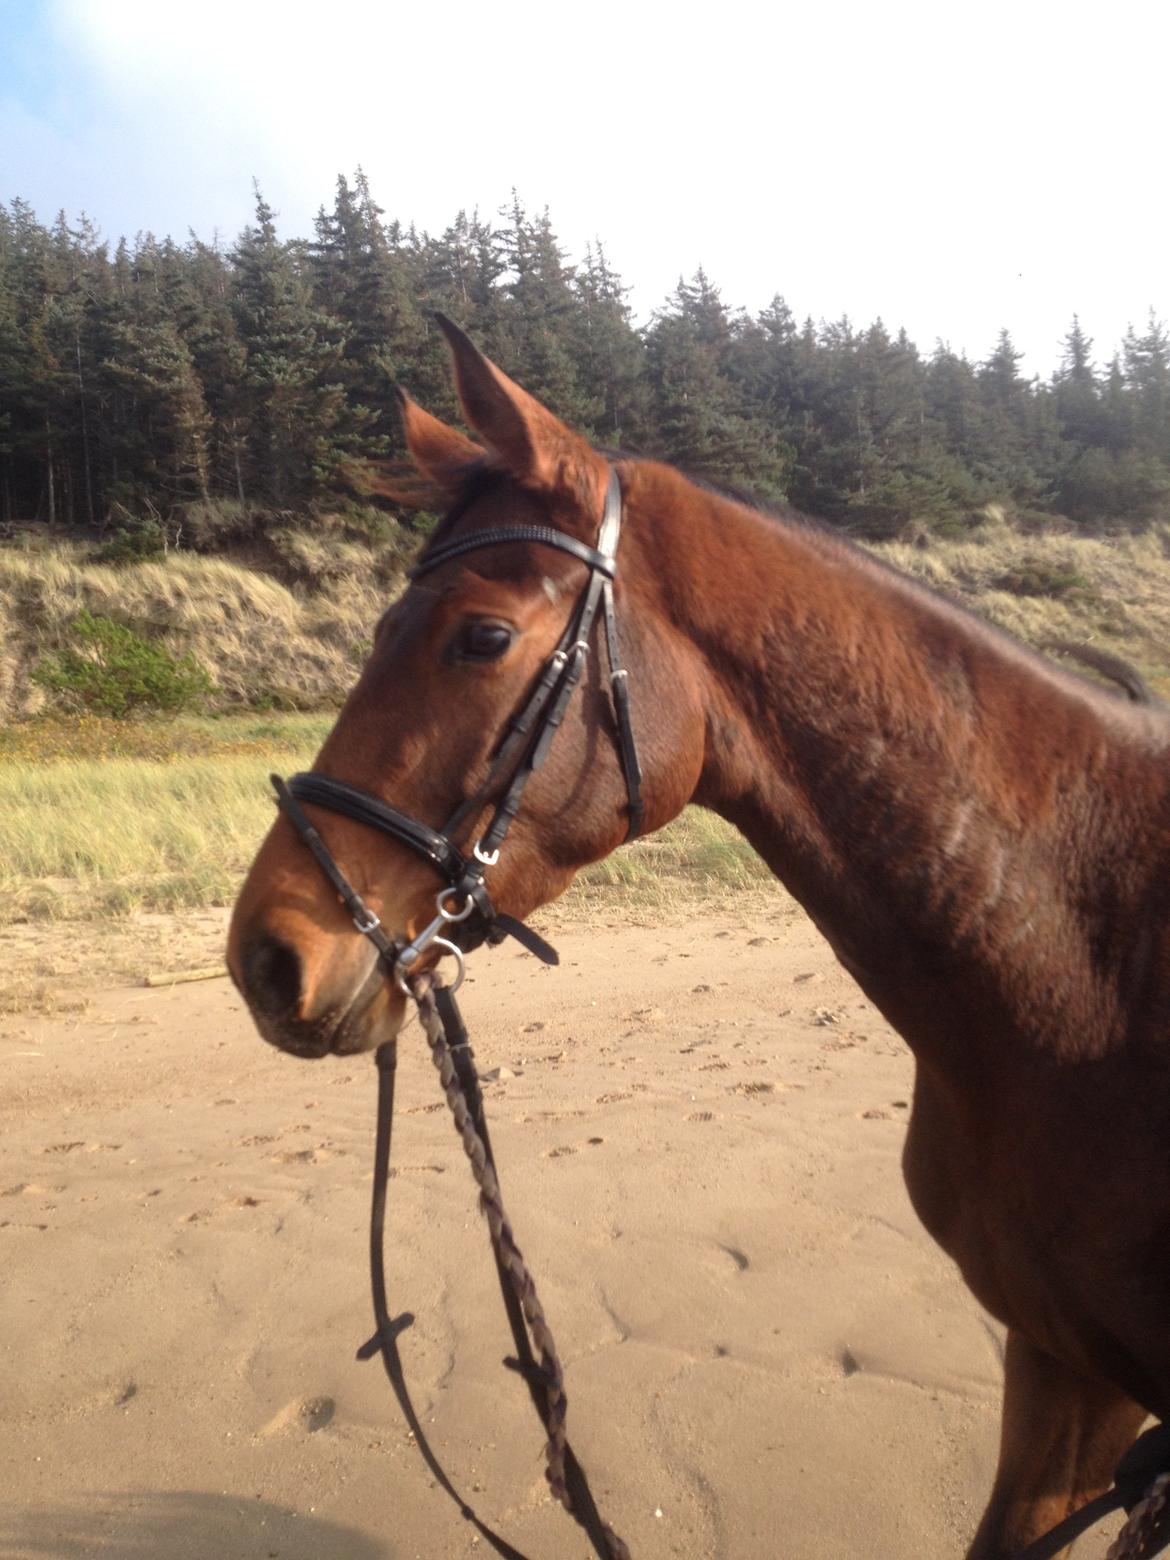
xmin=270 ymin=1147 xmax=334 ymax=1165
xmin=258 ymin=1395 xmax=336 ymax=1437
xmin=718 ymin=1244 xmax=751 ymax=1273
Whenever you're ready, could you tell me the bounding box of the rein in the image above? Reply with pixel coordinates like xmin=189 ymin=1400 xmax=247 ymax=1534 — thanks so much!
xmin=359 ymin=978 xmax=628 ymax=1560
xmin=271 ymin=466 xmax=639 ymax=1556
xmin=1012 ymin=1425 xmax=1170 ymax=1559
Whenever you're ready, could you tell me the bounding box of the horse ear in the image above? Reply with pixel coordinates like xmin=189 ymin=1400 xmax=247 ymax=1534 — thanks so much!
xmin=395 ymin=387 xmax=484 ymax=492
xmin=434 ymin=313 xmax=605 ymax=505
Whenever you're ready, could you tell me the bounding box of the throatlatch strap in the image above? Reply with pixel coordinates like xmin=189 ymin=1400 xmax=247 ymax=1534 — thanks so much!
xmin=601 ymin=576 xmax=644 ymax=841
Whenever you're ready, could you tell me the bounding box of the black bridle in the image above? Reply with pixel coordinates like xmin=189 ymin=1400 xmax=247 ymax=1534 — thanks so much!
xmin=272 ymin=465 xmax=642 ymax=989
xmin=268 ymin=465 xmax=642 ymax=1559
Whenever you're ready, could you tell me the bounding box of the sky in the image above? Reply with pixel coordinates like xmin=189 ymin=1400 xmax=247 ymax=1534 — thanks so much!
xmin=1 ymin=0 xmax=1167 ymax=376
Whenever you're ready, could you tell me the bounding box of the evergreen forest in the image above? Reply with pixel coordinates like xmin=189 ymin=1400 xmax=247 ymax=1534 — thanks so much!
xmin=3 ymin=174 xmax=1169 ymax=547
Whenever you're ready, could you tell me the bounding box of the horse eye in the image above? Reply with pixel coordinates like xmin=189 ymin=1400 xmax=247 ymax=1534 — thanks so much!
xmin=452 ymin=621 xmax=515 ymax=663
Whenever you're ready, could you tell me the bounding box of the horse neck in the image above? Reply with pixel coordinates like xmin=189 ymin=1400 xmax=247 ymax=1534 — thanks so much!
xmin=628 ymin=462 xmax=1168 ymax=1052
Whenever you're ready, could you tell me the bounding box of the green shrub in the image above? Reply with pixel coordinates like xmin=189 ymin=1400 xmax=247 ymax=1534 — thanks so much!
xmin=996 ymin=555 xmax=1094 ymax=600
xmin=32 ymin=611 xmax=212 ymax=718
xmin=93 ymin=516 xmax=166 ymax=565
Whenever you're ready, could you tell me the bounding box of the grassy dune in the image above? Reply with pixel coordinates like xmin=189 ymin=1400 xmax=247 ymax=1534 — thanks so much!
xmin=0 ymin=541 xmax=386 ymax=718
xmin=3 ymin=518 xmax=1169 ymax=933
xmin=5 ymin=520 xmax=1170 ymax=724
xmin=881 ymin=520 xmax=1170 ymax=694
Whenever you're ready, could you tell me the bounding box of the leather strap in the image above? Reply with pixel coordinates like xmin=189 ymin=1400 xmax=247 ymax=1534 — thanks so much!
xmin=272 ymin=776 xmax=398 ymax=958
xmin=357 ymin=1038 xmax=532 ymax=1560
xmin=359 ymin=996 xmax=628 ymax=1560
xmin=601 ymin=576 xmax=644 ymax=841
xmin=434 ymin=988 xmax=627 ymax=1559
xmin=1013 ymin=1421 xmax=1170 ymax=1560
xmin=287 ymin=772 xmax=467 ymax=880
xmin=412 ymin=525 xmax=616 ymax=582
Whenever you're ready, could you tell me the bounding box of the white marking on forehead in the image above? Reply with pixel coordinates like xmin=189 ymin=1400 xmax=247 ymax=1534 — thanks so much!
xmin=541 ymin=575 xmax=562 ymax=604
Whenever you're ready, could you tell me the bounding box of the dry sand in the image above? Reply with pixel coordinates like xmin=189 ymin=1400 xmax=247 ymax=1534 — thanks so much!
xmin=1 ymin=903 xmax=1128 ymax=1559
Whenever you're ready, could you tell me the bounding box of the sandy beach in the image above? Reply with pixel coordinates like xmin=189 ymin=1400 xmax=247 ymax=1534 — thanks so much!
xmin=1 ymin=904 xmax=1129 ymax=1558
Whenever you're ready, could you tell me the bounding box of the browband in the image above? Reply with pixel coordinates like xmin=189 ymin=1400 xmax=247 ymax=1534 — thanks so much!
xmin=410 ymin=524 xmax=616 ymax=582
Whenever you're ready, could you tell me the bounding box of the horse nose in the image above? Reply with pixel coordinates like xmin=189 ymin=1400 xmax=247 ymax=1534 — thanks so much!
xmin=237 ymin=930 xmax=303 ymax=1021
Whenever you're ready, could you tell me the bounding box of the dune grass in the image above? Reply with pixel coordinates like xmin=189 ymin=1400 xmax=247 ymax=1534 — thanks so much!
xmin=0 ymin=713 xmax=334 ymax=922
xmin=874 ymin=522 xmax=1170 ymax=694
xmin=0 ymin=710 xmax=772 ymax=925
xmin=573 ymin=807 xmax=774 ymax=915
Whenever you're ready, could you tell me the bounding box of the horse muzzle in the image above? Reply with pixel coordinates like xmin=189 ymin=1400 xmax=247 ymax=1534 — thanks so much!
xmin=231 ymin=928 xmax=407 ymax=1058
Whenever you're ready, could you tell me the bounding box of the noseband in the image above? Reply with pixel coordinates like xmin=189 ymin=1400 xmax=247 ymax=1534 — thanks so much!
xmin=272 ymin=466 xmax=643 ymax=989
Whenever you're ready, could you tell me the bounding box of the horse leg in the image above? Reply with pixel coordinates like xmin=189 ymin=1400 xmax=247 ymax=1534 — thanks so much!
xmin=966 ymin=1328 xmax=1145 ymax=1559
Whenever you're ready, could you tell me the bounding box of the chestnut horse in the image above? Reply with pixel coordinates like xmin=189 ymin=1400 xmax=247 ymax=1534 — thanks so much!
xmin=228 ymin=319 xmax=1170 ymax=1558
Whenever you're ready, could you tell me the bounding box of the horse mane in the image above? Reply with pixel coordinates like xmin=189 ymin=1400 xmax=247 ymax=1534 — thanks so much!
xmin=1042 ymin=640 xmax=1154 ymax=705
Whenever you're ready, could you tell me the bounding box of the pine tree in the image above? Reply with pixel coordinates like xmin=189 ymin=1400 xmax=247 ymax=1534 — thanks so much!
xmin=310 ymin=170 xmax=423 ymax=452
xmin=1123 ymin=312 xmax=1170 ymax=463
xmin=571 ymin=242 xmax=648 ymax=444
xmin=645 ymin=271 xmax=790 ymax=498
xmin=493 ymin=194 xmax=589 ymax=424
xmin=1053 ymin=316 xmax=1101 ymax=448
xmin=232 ymin=186 xmax=345 ymax=505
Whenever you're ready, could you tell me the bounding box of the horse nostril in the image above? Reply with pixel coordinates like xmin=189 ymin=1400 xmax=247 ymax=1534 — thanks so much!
xmin=241 ymin=932 xmax=303 ymax=1018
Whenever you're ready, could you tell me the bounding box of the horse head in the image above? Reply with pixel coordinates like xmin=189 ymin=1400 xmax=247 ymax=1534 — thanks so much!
xmin=227 ymin=319 xmax=705 ymax=1056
